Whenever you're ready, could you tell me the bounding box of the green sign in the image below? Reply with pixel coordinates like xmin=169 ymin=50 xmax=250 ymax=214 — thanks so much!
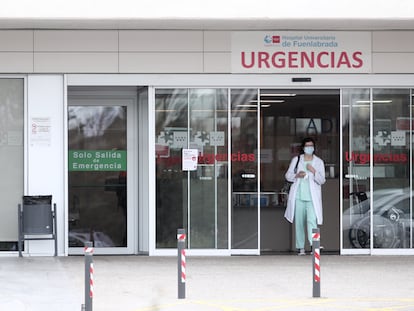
xmin=68 ymin=150 xmax=127 ymax=171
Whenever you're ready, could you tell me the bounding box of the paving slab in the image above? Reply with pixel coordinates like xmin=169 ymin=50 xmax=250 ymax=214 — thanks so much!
xmin=1 ymin=255 xmax=414 ymax=310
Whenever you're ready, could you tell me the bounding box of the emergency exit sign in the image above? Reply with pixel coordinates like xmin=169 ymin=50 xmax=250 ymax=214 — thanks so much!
xmin=68 ymin=150 xmax=127 ymax=171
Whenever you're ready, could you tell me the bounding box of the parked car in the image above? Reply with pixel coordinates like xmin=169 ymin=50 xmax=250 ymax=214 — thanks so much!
xmin=344 ymin=188 xmax=412 ymax=248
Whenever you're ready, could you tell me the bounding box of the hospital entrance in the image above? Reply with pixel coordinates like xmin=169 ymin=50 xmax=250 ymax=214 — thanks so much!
xmin=257 ymin=89 xmax=340 ymax=253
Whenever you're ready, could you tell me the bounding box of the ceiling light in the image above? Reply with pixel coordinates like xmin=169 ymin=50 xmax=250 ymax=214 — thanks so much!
xmin=237 ymin=104 xmax=257 ymax=108
xmin=260 ymin=93 xmax=297 ymax=97
xmin=342 ymin=104 xmax=369 ymax=108
xmin=356 ymin=100 xmax=392 ymax=104
xmin=250 ymin=100 xmax=285 ymax=103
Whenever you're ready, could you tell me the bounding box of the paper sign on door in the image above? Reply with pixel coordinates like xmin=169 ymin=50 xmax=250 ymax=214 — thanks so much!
xmin=182 ymin=149 xmax=198 ymax=171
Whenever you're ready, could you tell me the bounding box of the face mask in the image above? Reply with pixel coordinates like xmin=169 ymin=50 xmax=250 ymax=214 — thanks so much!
xmin=304 ymin=146 xmax=314 ymax=155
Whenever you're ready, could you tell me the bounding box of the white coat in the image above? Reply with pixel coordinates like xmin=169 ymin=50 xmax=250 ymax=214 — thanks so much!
xmin=284 ymin=154 xmax=326 ymax=225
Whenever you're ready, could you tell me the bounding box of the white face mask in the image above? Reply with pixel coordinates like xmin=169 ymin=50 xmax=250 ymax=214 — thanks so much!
xmin=304 ymin=146 xmax=314 ymax=155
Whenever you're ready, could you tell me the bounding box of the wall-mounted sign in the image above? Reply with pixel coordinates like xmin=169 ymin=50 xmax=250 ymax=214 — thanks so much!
xmin=231 ymin=31 xmax=372 ymax=73
xmin=68 ymin=150 xmax=127 ymax=171
xmin=182 ymin=149 xmax=198 ymax=171
xmin=30 ymin=117 xmax=51 ymax=146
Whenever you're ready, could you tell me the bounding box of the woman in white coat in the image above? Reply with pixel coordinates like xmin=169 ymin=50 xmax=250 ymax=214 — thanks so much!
xmin=284 ymin=137 xmax=326 ymax=255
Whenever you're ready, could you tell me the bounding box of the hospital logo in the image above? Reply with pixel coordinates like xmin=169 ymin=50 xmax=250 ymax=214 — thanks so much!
xmin=264 ymin=35 xmax=280 ymax=46
xmin=272 ymin=35 xmax=281 ymax=43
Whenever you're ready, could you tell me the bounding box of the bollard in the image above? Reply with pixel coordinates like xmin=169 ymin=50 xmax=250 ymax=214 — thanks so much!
xmin=312 ymin=228 xmax=321 ymax=298
xmin=83 ymin=241 xmax=94 ymax=311
xmin=177 ymin=229 xmax=186 ymax=299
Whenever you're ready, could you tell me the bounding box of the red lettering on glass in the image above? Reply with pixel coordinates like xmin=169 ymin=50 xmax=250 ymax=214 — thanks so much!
xmin=345 ymin=151 xmax=407 ymax=164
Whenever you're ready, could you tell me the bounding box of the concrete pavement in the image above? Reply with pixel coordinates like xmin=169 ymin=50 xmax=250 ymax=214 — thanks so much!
xmin=1 ymin=254 xmax=414 ymax=310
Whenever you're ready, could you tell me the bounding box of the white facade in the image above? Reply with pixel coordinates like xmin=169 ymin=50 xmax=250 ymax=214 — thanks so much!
xmin=1 ymin=13 xmax=414 ymax=255
xmin=1 ymin=30 xmax=414 ymax=74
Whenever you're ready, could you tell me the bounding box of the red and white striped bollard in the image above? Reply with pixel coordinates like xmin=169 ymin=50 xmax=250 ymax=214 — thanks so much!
xmin=312 ymin=228 xmax=321 ymax=298
xmin=83 ymin=242 xmax=94 ymax=311
xmin=177 ymin=229 xmax=186 ymax=299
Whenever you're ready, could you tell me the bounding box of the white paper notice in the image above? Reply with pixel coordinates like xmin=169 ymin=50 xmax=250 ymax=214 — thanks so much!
xmin=182 ymin=149 xmax=198 ymax=171
xmin=30 ymin=117 xmax=51 ymax=146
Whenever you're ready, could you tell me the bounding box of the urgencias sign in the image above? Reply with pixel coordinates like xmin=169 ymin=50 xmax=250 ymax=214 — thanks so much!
xmin=232 ymin=31 xmax=371 ymax=73
xmin=345 ymin=151 xmax=407 ymax=164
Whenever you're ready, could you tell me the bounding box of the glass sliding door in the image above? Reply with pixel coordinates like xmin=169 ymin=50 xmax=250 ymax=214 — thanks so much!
xmin=342 ymin=89 xmax=371 ymax=250
xmin=155 ymin=89 xmax=188 ymax=248
xmin=68 ymin=87 xmax=137 ymax=254
xmin=155 ymin=88 xmax=229 ymax=250
xmin=189 ymin=89 xmax=228 ymax=249
xmin=0 ymin=79 xmax=24 ymax=251
xmin=372 ymin=89 xmax=410 ymax=249
xmin=342 ymin=88 xmax=412 ymax=251
xmin=230 ymin=89 xmax=259 ymax=251
xmin=260 ymin=89 xmax=340 ymax=253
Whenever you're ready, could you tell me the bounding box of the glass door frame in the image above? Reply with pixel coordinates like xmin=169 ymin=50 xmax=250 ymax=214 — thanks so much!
xmin=370 ymin=88 xmax=412 ymax=254
xmin=341 ymin=87 xmax=414 ymax=255
xmin=151 ymin=87 xmax=261 ymax=256
xmin=230 ymin=88 xmax=261 ymax=255
xmin=66 ymin=73 xmax=414 ymax=256
xmin=67 ymin=91 xmax=138 ymax=255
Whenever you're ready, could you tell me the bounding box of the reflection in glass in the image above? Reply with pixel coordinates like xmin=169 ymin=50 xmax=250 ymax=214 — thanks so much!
xmin=155 ymin=88 xmax=229 ymax=249
xmin=155 ymin=89 xmax=188 ymax=248
xmin=372 ymin=89 xmax=410 ymax=248
xmin=231 ymin=89 xmax=259 ymax=249
xmin=342 ymin=89 xmax=371 ymax=249
xmin=0 ymin=79 xmax=24 ymax=250
xmin=68 ymin=106 xmax=127 ymax=247
xmin=189 ymin=89 xmax=228 ymax=248
xmin=343 ymin=88 xmax=412 ymax=249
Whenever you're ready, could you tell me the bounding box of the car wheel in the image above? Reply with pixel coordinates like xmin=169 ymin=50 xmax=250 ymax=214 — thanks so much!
xmin=349 ymin=215 xmax=399 ymax=248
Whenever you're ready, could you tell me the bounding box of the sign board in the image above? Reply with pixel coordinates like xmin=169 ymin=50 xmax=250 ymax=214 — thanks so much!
xmin=231 ymin=31 xmax=372 ymax=73
xmin=30 ymin=117 xmax=51 ymax=146
xmin=182 ymin=149 xmax=198 ymax=171
xmin=68 ymin=150 xmax=127 ymax=171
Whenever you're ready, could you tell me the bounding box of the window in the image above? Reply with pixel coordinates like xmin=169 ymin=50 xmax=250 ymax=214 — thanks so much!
xmin=0 ymin=79 xmax=24 ymax=251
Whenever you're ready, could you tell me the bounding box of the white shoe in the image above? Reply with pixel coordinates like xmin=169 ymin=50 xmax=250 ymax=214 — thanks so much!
xmin=298 ymin=248 xmax=305 ymax=256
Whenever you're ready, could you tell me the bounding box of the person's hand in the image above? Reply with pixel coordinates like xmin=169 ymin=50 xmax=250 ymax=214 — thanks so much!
xmin=306 ymin=164 xmax=316 ymax=174
xmin=296 ymin=171 xmax=307 ymax=178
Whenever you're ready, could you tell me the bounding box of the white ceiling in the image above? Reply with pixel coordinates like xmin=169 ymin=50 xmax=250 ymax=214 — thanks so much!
xmin=1 ymin=0 xmax=413 ymax=30
xmin=1 ymin=18 xmax=414 ymax=30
